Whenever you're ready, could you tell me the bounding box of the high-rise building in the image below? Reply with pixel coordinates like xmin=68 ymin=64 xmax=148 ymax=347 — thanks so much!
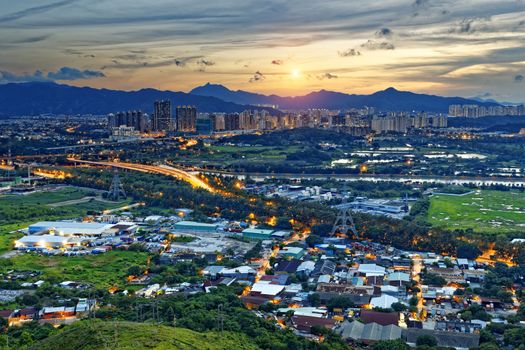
xmin=107 ymin=110 xmax=148 ymax=133
xmin=152 ymin=100 xmax=172 ymax=131
xmin=176 ymin=106 xmax=197 ymax=132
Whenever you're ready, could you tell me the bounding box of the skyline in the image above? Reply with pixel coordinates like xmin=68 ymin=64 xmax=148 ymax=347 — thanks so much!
xmin=1 ymin=1 xmax=525 ymax=102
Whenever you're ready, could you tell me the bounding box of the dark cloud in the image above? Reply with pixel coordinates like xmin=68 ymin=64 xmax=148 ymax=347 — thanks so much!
xmin=197 ymin=59 xmax=215 ymax=66
xmin=317 ymin=73 xmax=338 ymax=80
xmin=450 ymin=17 xmax=492 ymax=34
xmin=46 ymin=67 xmax=105 ymax=80
xmin=0 ymin=0 xmax=79 ymax=22
xmin=515 ymin=75 xmax=524 ymax=83
xmin=249 ymin=71 xmax=265 ymax=83
xmin=375 ymin=28 xmax=393 ymax=38
xmin=271 ymin=59 xmax=284 ymax=65
xmin=0 ymin=70 xmax=47 ymax=83
xmin=413 ymin=0 xmax=430 ymax=7
xmin=0 ymin=66 xmax=104 ymax=83
xmin=11 ymin=35 xmax=51 ymax=44
xmin=338 ymin=49 xmax=361 ymax=57
xmin=360 ymin=40 xmax=395 ymax=50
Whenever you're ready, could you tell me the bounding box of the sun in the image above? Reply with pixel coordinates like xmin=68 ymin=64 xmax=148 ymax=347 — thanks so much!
xmin=291 ymin=69 xmax=301 ymax=78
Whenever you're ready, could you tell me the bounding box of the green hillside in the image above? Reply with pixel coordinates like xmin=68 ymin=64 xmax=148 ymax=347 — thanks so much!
xmin=28 ymin=320 xmax=261 ymax=350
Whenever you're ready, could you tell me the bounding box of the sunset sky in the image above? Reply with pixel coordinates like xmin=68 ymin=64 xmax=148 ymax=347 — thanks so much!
xmin=1 ymin=0 xmax=525 ymax=102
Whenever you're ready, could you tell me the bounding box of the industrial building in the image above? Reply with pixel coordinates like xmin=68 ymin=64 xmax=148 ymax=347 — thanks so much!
xmin=242 ymin=228 xmax=274 ymax=240
xmin=173 ymin=221 xmax=219 ymax=234
xmin=28 ymin=221 xmax=116 ymax=236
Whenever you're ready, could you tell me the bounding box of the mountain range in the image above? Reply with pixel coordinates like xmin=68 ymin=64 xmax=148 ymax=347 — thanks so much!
xmin=0 ymin=82 xmax=281 ymax=117
xmin=0 ymin=82 xmax=500 ymax=117
xmin=190 ymin=83 xmax=500 ymax=112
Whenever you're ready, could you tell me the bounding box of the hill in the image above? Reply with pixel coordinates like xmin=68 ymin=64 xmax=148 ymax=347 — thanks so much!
xmin=28 ymin=320 xmax=261 ymax=350
xmin=0 ymin=82 xmax=281 ymax=117
xmin=191 ymin=83 xmax=500 ymax=112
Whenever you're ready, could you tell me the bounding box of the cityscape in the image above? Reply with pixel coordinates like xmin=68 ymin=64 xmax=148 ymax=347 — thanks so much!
xmin=1 ymin=1 xmax=525 ymax=350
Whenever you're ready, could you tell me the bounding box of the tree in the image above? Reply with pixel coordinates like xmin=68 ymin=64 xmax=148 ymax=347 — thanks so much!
xmin=391 ymin=302 xmax=407 ymax=312
xmin=127 ymin=265 xmax=142 ymax=277
xmin=305 ymin=234 xmax=324 ymax=248
xmin=457 ymin=243 xmax=482 ymax=260
xmin=308 ymin=293 xmax=321 ymax=307
xmin=372 ymin=339 xmax=409 ymax=350
xmin=416 ymin=334 xmax=438 ymax=347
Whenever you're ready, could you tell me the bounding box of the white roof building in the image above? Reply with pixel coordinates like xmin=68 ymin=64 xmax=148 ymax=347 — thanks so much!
xmin=15 ymin=234 xmax=83 ymax=248
xmin=28 ymin=221 xmax=114 ymax=236
xmin=371 ymin=294 xmax=399 ymax=309
xmin=251 ymin=282 xmax=284 ymax=297
xmin=358 ymin=264 xmax=386 ymax=276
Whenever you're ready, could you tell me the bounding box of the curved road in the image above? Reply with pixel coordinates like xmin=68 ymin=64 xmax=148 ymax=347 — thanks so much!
xmin=67 ymin=158 xmax=216 ymax=192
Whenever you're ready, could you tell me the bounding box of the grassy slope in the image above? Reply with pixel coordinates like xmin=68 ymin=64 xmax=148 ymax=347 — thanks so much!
xmin=428 ymin=189 xmax=525 ymax=234
xmin=28 ymin=320 xmax=261 ymax=350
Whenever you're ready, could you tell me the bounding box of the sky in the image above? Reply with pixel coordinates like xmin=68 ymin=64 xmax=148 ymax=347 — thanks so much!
xmin=1 ymin=0 xmax=525 ymax=102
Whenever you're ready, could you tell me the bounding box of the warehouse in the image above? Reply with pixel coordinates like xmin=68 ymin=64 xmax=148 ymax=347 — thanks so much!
xmin=28 ymin=221 xmax=114 ymax=237
xmin=172 ymin=221 xmax=219 ymax=234
xmin=242 ymin=228 xmax=274 ymax=240
xmin=15 ymin=235 xmax=83 ymax=249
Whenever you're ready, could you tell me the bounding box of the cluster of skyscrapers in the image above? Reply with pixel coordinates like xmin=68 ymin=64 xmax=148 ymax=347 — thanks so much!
xmin=107 ymin=101 xmax=198 ymax=134
xmin=370 ymin=113 xmax=447 ymax=134
xmin=107 ymin=101 xmax=452 ymax=138
xmin=448 ymin=104 xmax=525 ymax=118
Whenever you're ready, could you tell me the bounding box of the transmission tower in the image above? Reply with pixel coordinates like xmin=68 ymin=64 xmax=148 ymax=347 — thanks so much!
xmin=217 ymin=304 xmax=224 ymax=332
xmin=108 ymin=168 xmax=126 ymax=201
xmin=4 ymin=147 xmax=15 ymax=180
xmin=331 ymin=183 xmax=358 ymax=238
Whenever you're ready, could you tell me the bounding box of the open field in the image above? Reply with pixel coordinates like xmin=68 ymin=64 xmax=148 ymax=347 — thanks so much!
xmin=428 ymin=189 xmax=525 ymax=234
xmin=0 ymin=250 xmax=148 ymax=289
xmin=0 ymin=186 xmax=130 ymax=252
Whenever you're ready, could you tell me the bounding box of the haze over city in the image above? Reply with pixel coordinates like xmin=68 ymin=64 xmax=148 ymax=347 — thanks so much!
xmin=1 ymin=0 xmax=525 ymax=102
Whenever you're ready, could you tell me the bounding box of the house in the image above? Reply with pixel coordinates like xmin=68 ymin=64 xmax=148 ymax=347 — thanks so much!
xmin=426 ymin=267 xmax=465 ymax=284
xmin=291 ymin=315 xmax=337 ymax=334
xmin=274 ymin=259 xmax=301 ymax=274
xmin=250 ymin=282 xmax=285 ymax=298
xmin=357 ymin=264 xmax=386 ymax=277
xmin=370 ymin=294 xmax=399 ymax=309
xmin=278 ymin=246 xmax=304 ymax=259
xmin=297 ymin=261 xmax=316 ymax=276
xmin=386 ymin=272 xmax=411 ymax=287
xmin=220 ymin=266 xmax=257 ymax=280
xmin=259 ymin=275 xmax=288 ymax=285
xmin=311 ymin=260 xmax=336 ymax=277
xmin=360 ymin=309 xmax=399 ymax=326
xmin=336 ymin=321 xmax=402 ymax=345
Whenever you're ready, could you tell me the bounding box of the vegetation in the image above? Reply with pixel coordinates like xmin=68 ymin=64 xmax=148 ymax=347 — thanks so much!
xmin=26 ymin=320 xmax=261 ymax=350
xmin=0 ymin=250 xmax=148 ymax=288
xmin=428 ymin=190 xmax=525 ymax=234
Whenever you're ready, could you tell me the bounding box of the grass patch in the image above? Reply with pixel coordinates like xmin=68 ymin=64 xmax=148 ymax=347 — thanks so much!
xmin=428 ymin=189 xmax=525 ymax=234
xmin=0 ymin=250 xmax=148 ymax=289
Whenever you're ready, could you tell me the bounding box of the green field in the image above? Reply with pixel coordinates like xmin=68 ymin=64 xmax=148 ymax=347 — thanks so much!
xmin=28 ymin=320 xmax=260 ymax=350
xmin=0 ymin=186 xmax=130 ymax=252
xmin=0 ymin=250 xmax=148 ymax=288
xmin=428 ymin=189 xmax=525 ymax=234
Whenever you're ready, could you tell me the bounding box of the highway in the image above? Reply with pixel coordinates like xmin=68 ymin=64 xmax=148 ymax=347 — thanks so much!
xmin=67 ymin=158 xmax=216 ymax=193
